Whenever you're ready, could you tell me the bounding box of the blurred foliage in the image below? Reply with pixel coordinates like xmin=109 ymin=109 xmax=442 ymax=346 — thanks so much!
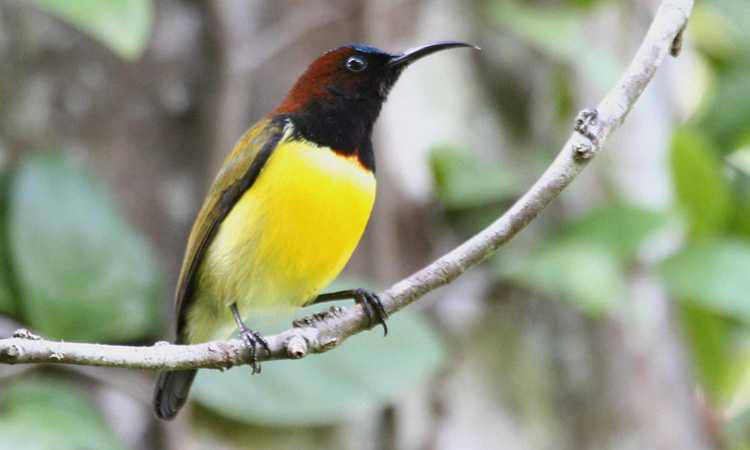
xmin=671 ymin=128 xmax=732 ymax=239
xmin=0 ymin=0 xmax=159 ymax=446
xmin=729 ymin=146 xmax=750 ymax=208
xmin=501 ymin=239 xmax=625 ymax=316
xmin=0 ymin=172 xmax=17 ymax=316
xmin=689 ymin=5 xmax=739 ymax=61
xmin=430 ymin=146 xmax=520 ymax=210
xmin=700 ymin=69 xmax=750 ymax=147
xmin=5 ymin=0 xmax=750 ymax=448
xmin=26 ymin=0 xmax=153 ymax=60
xmin=728 ymin=147 xmax=750 ymax=179
xmin=437 ymin=0 xmax=750 ymax=448
xmin=678 ymin=304 xmax=734 ymax=401
xmin=0 ymin=377 xmax=126 ymax=450
xmin=0 ymin=153 xmax=447 ymax=439
xmin=679 ymin=1 xmax=750 ymax=436
xmin=497 ymin=204 xmax=665 ymax=316
xmin=9 ymin=154 xmax=162 ymax=342
xmin=492 ymin=2 xmax=583 ymax=62
xmin=489 ymin=1 xmax=620 ymax=92
xmin=662 ymin=241 xmax=750 ymax=322
xmin=0 ymin=0 xmax=452 ymax=442
xmin=553 ymin=203 xmax=668 ymax=261
xmin=192 ymin=307 xmax=446 ymax=426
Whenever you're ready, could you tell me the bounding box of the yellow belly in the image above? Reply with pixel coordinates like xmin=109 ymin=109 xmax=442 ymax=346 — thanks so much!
xmin=185 ymin=137 xmax=376 ymax=343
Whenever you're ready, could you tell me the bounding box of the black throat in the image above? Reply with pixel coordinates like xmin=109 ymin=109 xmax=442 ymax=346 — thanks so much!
xmin=282 ymin=98 xmax=381 ymax=173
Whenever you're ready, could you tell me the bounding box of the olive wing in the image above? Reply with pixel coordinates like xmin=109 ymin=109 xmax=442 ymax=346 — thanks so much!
xmin=173 ymin=118 xmax=285 ymax=340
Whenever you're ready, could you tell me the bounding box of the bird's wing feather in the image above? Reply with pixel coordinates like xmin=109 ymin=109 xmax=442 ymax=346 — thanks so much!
xmin=174 ymin=117 xmax=285 ymax=340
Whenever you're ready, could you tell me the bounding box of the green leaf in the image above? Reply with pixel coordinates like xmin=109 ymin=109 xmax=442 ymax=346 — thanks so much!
xmin=726 ymin=146 xmax=750 ymax=236
xmin=689 ymin=5 xmax=740 ymax=61
xmin=499 ymin=241 xmax=625 ymax=317
xmin=726 ymin=349 xmax=750 ymax=428
xmin=700 ymin=70 xmax=750 ymax=146
xmin=556 ymin=203 xmax=667 ymax=261
xmin=491 ymin=2 xmax=581 ymax=62
xmin=0 ymin=377 xmax=125 ymax=450
xmin=564 ymin=0 xmax=614 ymax=9
xmin=671 ymin=129 xmax=732 ymax=239
xmin=0 ymin=170 xmax=18 ymax=316
xmin=497 ymin=203 xmax=665 ymax=316
xmin=662 ymin=240 xmax=750 ymax=322
xmin=678 ymin=304 xmax=732 ymax=401
xmin=27 ymin=0 xmax=153 ymax=60
xmin=9 ymin=154 xmax=161 ymax=342
xmin=191 ymin=309 xmax=446 ymax=426
xmin=727 ymin=406 xmax=750 ymax=450
xmin=728 ymin=147 xmax=750 ymax=178
xmin=430 ymin=146 xmax=519 ymax=210
xmin=490 ymin=2 xmax=619 ymax=92
xmin=708 ymin=0 xmax=750 ymax=62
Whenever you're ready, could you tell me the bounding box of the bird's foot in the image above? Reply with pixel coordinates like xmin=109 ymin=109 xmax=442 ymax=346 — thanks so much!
xmin=238 ymin=325 xmax=270 ymax=374
xmin=352 ymin=289 xmax=389 ymax=336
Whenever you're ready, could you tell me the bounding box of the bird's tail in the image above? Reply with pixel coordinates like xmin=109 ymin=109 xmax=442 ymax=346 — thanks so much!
xmin=153 ymin=369 xmax=197 ymax=420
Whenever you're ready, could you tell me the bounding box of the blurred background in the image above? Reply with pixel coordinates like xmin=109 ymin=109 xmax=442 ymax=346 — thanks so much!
xmin=0 ymin=0 xmax=748 ymax=449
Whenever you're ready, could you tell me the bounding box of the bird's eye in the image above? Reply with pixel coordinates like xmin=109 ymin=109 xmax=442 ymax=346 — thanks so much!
xmin=345 ymin=55 xmax=367 ymax=72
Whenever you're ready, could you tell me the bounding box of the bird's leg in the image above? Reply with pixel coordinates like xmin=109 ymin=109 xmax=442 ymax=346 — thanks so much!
xmin=312 ymin=289 xmax=389 ymax=336
xmin=230 ymin=303 xmax=270 ymax=374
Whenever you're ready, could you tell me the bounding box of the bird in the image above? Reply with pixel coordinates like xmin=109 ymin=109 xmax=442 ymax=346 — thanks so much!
xmin=153 ymin=41 xmax=477 ymax=420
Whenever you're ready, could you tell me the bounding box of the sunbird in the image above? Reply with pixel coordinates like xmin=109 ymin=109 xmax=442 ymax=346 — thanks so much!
xmin=153 ymin=41 xmax=477 ymax=420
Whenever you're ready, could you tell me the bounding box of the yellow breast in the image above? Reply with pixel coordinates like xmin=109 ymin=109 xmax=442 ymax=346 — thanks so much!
xmin=186 ymin=132 xmax=376 ymax=342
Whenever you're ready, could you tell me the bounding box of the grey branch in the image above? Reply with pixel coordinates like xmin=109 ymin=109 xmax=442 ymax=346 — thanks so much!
xmin=0 ymin=0 xmax=694 ymax=371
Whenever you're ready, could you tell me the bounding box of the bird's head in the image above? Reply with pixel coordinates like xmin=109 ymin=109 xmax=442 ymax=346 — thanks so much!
xmin=275 ymin=41 xmax=478 ymax=119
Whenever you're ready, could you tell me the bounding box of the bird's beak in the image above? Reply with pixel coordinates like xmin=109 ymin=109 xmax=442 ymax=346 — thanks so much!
xmin=387 ymin=41 xmax=480 ymax=70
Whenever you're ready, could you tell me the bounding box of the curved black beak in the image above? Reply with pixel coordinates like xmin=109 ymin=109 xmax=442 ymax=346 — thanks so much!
xmin=387 ymin=41 xmax=480 ymax=70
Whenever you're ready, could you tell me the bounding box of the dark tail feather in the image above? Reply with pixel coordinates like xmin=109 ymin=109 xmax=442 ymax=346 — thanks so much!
xmin=153 ymin=369 xmax=197 ymax=420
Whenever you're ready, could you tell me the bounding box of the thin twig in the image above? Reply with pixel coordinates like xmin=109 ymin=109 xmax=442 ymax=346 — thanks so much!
xmin=0 ymin=0 xmax=694 ymax=371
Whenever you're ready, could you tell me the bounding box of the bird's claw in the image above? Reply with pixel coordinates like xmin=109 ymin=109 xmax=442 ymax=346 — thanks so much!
xmin=239 ymin=327 xmax=270 ymax=374
xmin=353 ymin=289 xmax=389 ymax=336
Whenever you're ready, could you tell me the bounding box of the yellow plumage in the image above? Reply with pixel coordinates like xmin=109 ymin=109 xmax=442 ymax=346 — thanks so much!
xmin=184 ymin=125 xmax=376 ymax=343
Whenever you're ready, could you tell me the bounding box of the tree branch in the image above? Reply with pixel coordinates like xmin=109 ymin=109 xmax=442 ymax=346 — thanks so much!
xmin=0 ymin=0 xmax=694 ymax=371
